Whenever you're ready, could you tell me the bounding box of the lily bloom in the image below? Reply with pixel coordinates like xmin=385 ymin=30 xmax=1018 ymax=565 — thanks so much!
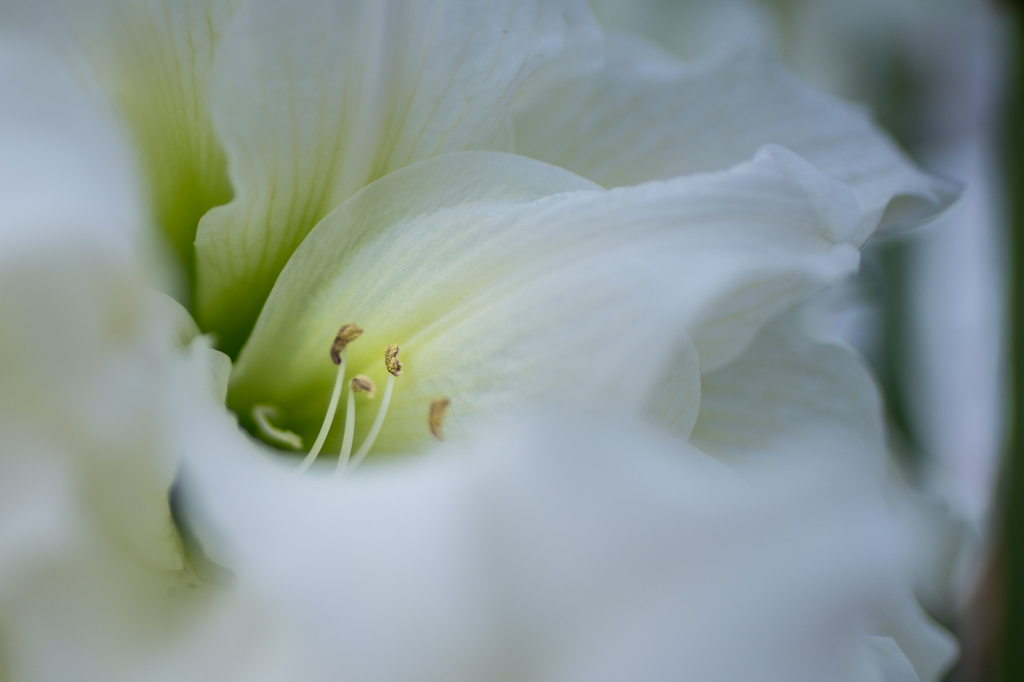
xmin=0 ymin=1 xmax=958 ymax=680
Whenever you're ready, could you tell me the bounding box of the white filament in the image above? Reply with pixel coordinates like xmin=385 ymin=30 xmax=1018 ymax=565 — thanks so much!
xmin=348 ymin=373 xmax=395 ymax=471
xmin=336 ymin=386 xmax=356 ymax=474
xmin=298 ymin=349 xmax=346 ymax=473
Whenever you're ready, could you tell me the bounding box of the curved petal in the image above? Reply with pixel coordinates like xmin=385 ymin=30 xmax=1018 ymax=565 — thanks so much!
xmin=691 ymin=311 xmax=888 ymax=471
xmin=0 ymin=248 xmax=250 ymax=682
xmin=0 ymin=29 xmax=144 ymax=262
xmin=178 ymin=407 xmax=914 ymax=682
xmin=0 ymin=37 xmax=247 ymax=678
xmin=0 ymin=31 xmax=169 ymax=570
xmin=586 ymin=0 xmax=772 ymax=63
xmin=689 ymin=311 xmax=957 ymax=681
xmin=513 ymin=34 xmax=961 ymax=245
xmin=643 ymin=334 xmax=702 ymax=440
xmin=514 ymin=0 xmax=605 ymax=100
xmin=194 ymin=0 xmax=588 ymax=355
xmin=228 ymin=148 xmax=859 ymax=457
xmin=28 ymin=0 xmax=239 ymax=278
xmin=873 ymin=582 xmax=958 ymax=682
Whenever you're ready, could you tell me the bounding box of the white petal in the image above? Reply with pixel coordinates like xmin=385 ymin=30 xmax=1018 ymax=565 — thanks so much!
xmin=194 ymin=0 xmax=586 ymax=354
xmin=515 ymin=0 xmax=605 ymax=100
xmin=689 ymin=312 xmax=958 ymax=681
xmin=179 ymin=409 xmax=907 ymax=682
xmin=586 ymin=0 xmax=771 ymax=63
xmin=514 ymin=35 xmax=961 ymax=244
xmin=873 ymin=583 xmax=959 ymax=682
xmin=691 ymin=310 xmax=887 ymax=471
xmin=862 ymin=637 xmax=920 ymax=682
xmin=0 ymin=250 xmax=241 ymax=682
xmin=23 ymin=0 xmax=239 ymax=275
xmin=643 ymin=333 xmax=702 ymax=440
xmin=0 ymin=254 xmax=224 ymax=680
xmin=229 ymin=148 xmax=858 ymax=455
xmin=0 ymin=42 xmax=237 ymax=670
xmin=0 ymin=29 xmax=144 ymax=262
xmin=0 ymin=29 xmax=182 ymax=578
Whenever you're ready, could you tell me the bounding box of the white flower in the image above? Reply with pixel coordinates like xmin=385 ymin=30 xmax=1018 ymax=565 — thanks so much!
xmin=592 ymin=0 xmax=1003 ymax=623
xmin=0 ymin=2 xmax=960 ymax=680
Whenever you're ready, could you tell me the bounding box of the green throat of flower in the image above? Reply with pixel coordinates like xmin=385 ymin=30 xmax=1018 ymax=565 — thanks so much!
xmin=250 ymin=323 xmax=448 ymax=472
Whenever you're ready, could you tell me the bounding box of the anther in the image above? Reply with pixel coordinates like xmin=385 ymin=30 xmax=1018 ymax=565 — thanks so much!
xmin=298 ymin=322 xmax=361 ymax=473
xmin=428 ymin=398 xmax=451 ymax=441
xmin=331 ymin=324 xmax=363 ymax=365
xmin=336 ymin=377 xmax=374 ymax=474
xmin=385 ymin=344 xmax=403 ymax=376
xmin=351 ymin=375 xmax=376 ymax=397
xmin=252 ymin=404 xmax=303 ymax=449
xmin=348 ymin=344 xmax=403 ymax=471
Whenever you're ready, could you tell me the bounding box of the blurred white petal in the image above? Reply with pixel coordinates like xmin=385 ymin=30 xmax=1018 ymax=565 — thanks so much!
xmin=691 ymin=312 xmax=958 ymax=680
xmin=0 ymin=37 xmax=233 ymax=679
xmin=177 ymin=400 xmax=922 ymax=682
xmin=10 ymin=0 xmax=239 ymax=273
xmin=0 ymin=29 xmax=143 ymax=261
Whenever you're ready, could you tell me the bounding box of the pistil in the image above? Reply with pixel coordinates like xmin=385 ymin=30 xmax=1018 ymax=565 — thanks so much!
xmin=252 ymin=404 xmax=303 ymax=449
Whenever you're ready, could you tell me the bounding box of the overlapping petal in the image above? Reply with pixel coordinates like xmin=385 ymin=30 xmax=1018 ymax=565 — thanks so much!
xmin=33 ymin=0 xmax=240 ymax=277
xmin=0 ymin=29 xmax=144 ymax=261
xmin=692 ymin=312 xmax=888 ymax=470
xmin=229 ymin=147 xmax=859 ymax=457
xmin=177 ymin=404 xmax=903 ymax=682
xmin=0 ymin=259 xmax=226 ymax=682
xmin=514 ymin=33 xmax=961 ymax=244
xmin=194 ymin=0 xmax=591 ymax=354
xmin=0 ymin=38 xmax=236 ymax=680
xmin=690 ymin=312 xmax=958 ymax=681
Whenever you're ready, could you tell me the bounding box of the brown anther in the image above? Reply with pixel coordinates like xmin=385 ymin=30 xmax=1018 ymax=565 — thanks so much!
xmin=384 ymin=344 xmax=403 ymax=376
xmin=330 ymin=323 xmax=364 ymax=364
xmin=428 ymin=398 xmax=451 ymax=441
xmin=350 ymin=375 xmax=376 ymax=398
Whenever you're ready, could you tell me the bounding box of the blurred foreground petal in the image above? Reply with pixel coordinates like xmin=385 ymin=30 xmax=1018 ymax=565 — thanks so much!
xmin=172 ymin=397 xmax=954 ymax=681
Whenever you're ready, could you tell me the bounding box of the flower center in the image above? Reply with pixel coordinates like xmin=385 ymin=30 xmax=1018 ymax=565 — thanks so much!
xmin=252 ymin=324 xmax=446 ymax=473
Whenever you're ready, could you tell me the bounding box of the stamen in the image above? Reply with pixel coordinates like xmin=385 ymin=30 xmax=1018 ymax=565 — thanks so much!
xmin=351 ymin=374 xmax=376 ymax=398
xmin=335 ymin=382 xmax=357 ymax=474
xmin=348 ymin=345 xmax=402 ymax=470
xmin=330 ymin=323 xmax=363 ymax=365
xmin=298 ymin=323 xmax=361 ymax=473
xmin=385 ymin=344 xmax=403 ymax=376
xmin=252 ymin=404 xmax=303 ymax=449
xmin=428 ymin=398 xmax=451 ymax=441
xmin=297 ymin=350 xmax=346 ymax=473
